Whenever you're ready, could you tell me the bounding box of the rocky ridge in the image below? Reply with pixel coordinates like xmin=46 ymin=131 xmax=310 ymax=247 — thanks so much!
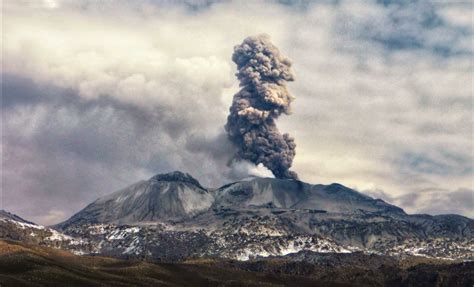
xmin=3 ymin=171 xmax=474 ymax=261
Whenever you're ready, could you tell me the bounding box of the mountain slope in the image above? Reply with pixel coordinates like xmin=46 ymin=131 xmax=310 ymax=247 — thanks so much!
xmin=59 ymin=172 xmax=213 ymax=227
xmin=0 ymin=210 xmax=90 ymax=254
xmin=49 ymin=171 xmax=474 ymax=261
xmin=57 ymin=171 xmax=404 ymax=228
xmin=0 ymin=210 xmax=36 ymax=225
xmin=213 ymin=178 xmax=404 ymax=214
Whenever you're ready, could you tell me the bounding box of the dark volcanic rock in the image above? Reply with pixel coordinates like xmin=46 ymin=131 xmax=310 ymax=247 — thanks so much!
xmin=151 ymin=171 xmax=206 ymax=190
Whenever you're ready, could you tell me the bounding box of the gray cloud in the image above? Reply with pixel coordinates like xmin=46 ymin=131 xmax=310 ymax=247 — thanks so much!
xmin=424 ymin=188 xmax=473 ymax=217
xmin=334 ymin=0 xmax=471 ymax=57
xmin=2 ymin=0 xmax=472 ymax=224
xmin=364 ymin=187 xmax=473 ymax=218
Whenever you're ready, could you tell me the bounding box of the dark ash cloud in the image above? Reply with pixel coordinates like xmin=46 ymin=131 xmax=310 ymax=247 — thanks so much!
xmin=225 ymin=35 xmax=298 ymax=179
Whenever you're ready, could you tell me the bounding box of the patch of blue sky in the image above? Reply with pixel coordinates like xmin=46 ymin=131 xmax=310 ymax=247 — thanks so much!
xmin=398 ymin=151 xmax=472 ymax=177
xmin=343 ymin=1 xmax=470 ymax=57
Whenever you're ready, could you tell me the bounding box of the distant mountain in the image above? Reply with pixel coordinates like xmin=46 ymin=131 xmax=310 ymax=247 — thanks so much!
xmin=0 ymin=209 xmax=90 ymax=254
xmin=49 ymin=171 xmax=473 ymax=261
xmin=57 ymin=171 xmax=214 ymax=226
xmin=213 ymin=178 xmax=404 ymax=214
xmin=56 ymin=171 xmax=406 ymax=228
xmin=2 ymin=171 xmax=473 ymax=262
xmin=0 ymin=210 xmax=36 ymax=225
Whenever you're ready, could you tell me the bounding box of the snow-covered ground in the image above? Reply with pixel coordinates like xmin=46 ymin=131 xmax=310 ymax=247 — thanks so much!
xmin=2 ymin=217 xmax=473 ymax=262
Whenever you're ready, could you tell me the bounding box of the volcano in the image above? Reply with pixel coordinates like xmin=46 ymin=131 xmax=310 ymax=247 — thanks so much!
xmin=43 ymin=171 xmax=473 ymax=262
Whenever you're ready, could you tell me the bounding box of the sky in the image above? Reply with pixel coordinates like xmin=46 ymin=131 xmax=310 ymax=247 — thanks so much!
xmin=2 ymin=0 xmax=472 ymax=225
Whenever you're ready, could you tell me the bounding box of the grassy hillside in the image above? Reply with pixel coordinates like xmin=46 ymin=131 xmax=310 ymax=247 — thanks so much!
xmin=0 ymin=240 xmax=472 ymax=287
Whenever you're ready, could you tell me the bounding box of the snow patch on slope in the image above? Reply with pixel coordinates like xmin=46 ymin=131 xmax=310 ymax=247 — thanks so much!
xmin=1 ymin=218 xmax=45 ymax=230
xmin=46 ymin=229 xmax=73 ymax=241
xmin=234 ymin=236 xmax=351 ymax=261
xmin=107 ymin=227 xmax=140 ymax=240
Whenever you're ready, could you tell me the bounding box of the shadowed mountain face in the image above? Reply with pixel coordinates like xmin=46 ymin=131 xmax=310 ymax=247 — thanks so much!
xmin=57 ymin=171 xmax=404 ymax=228
xmin=0 ymin=210 xmax=35 ymax=225
xmin=57 ymin=172 xmax=213 ymax=227
xmin=46 ymin=171 xmax=473 ymax=262
xmin=213 ymin=178 xmax=404 ymax=214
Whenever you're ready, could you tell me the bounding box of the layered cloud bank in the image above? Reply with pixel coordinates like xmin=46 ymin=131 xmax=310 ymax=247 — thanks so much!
xmin=2 ymin=0 xmax=472 ymax=224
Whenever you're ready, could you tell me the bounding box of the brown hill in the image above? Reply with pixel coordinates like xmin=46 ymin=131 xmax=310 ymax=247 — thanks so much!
xmin=0 ymin=240 xmax=473 ymax=287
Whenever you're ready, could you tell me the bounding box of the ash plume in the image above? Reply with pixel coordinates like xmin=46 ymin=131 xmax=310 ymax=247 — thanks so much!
xmin=225 ymin=34 xmax=298 ymax=179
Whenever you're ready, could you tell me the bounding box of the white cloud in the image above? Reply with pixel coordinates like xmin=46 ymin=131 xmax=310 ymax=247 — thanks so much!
xmin=37 ymin=209 xmax=66 ymax=226
xmin=229 ymin=160 xmax=275 ymax=180
xmin=2 ymin=0 xmax=472 ymax=223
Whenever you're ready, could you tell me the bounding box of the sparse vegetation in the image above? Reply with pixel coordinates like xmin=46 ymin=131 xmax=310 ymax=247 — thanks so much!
xmin=0 ymin=240 xmax=472 ymax=287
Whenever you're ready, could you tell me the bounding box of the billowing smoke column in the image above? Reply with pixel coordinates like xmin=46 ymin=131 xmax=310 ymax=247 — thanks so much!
xmin=225 ymin=34 xmax=298 ymax=179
